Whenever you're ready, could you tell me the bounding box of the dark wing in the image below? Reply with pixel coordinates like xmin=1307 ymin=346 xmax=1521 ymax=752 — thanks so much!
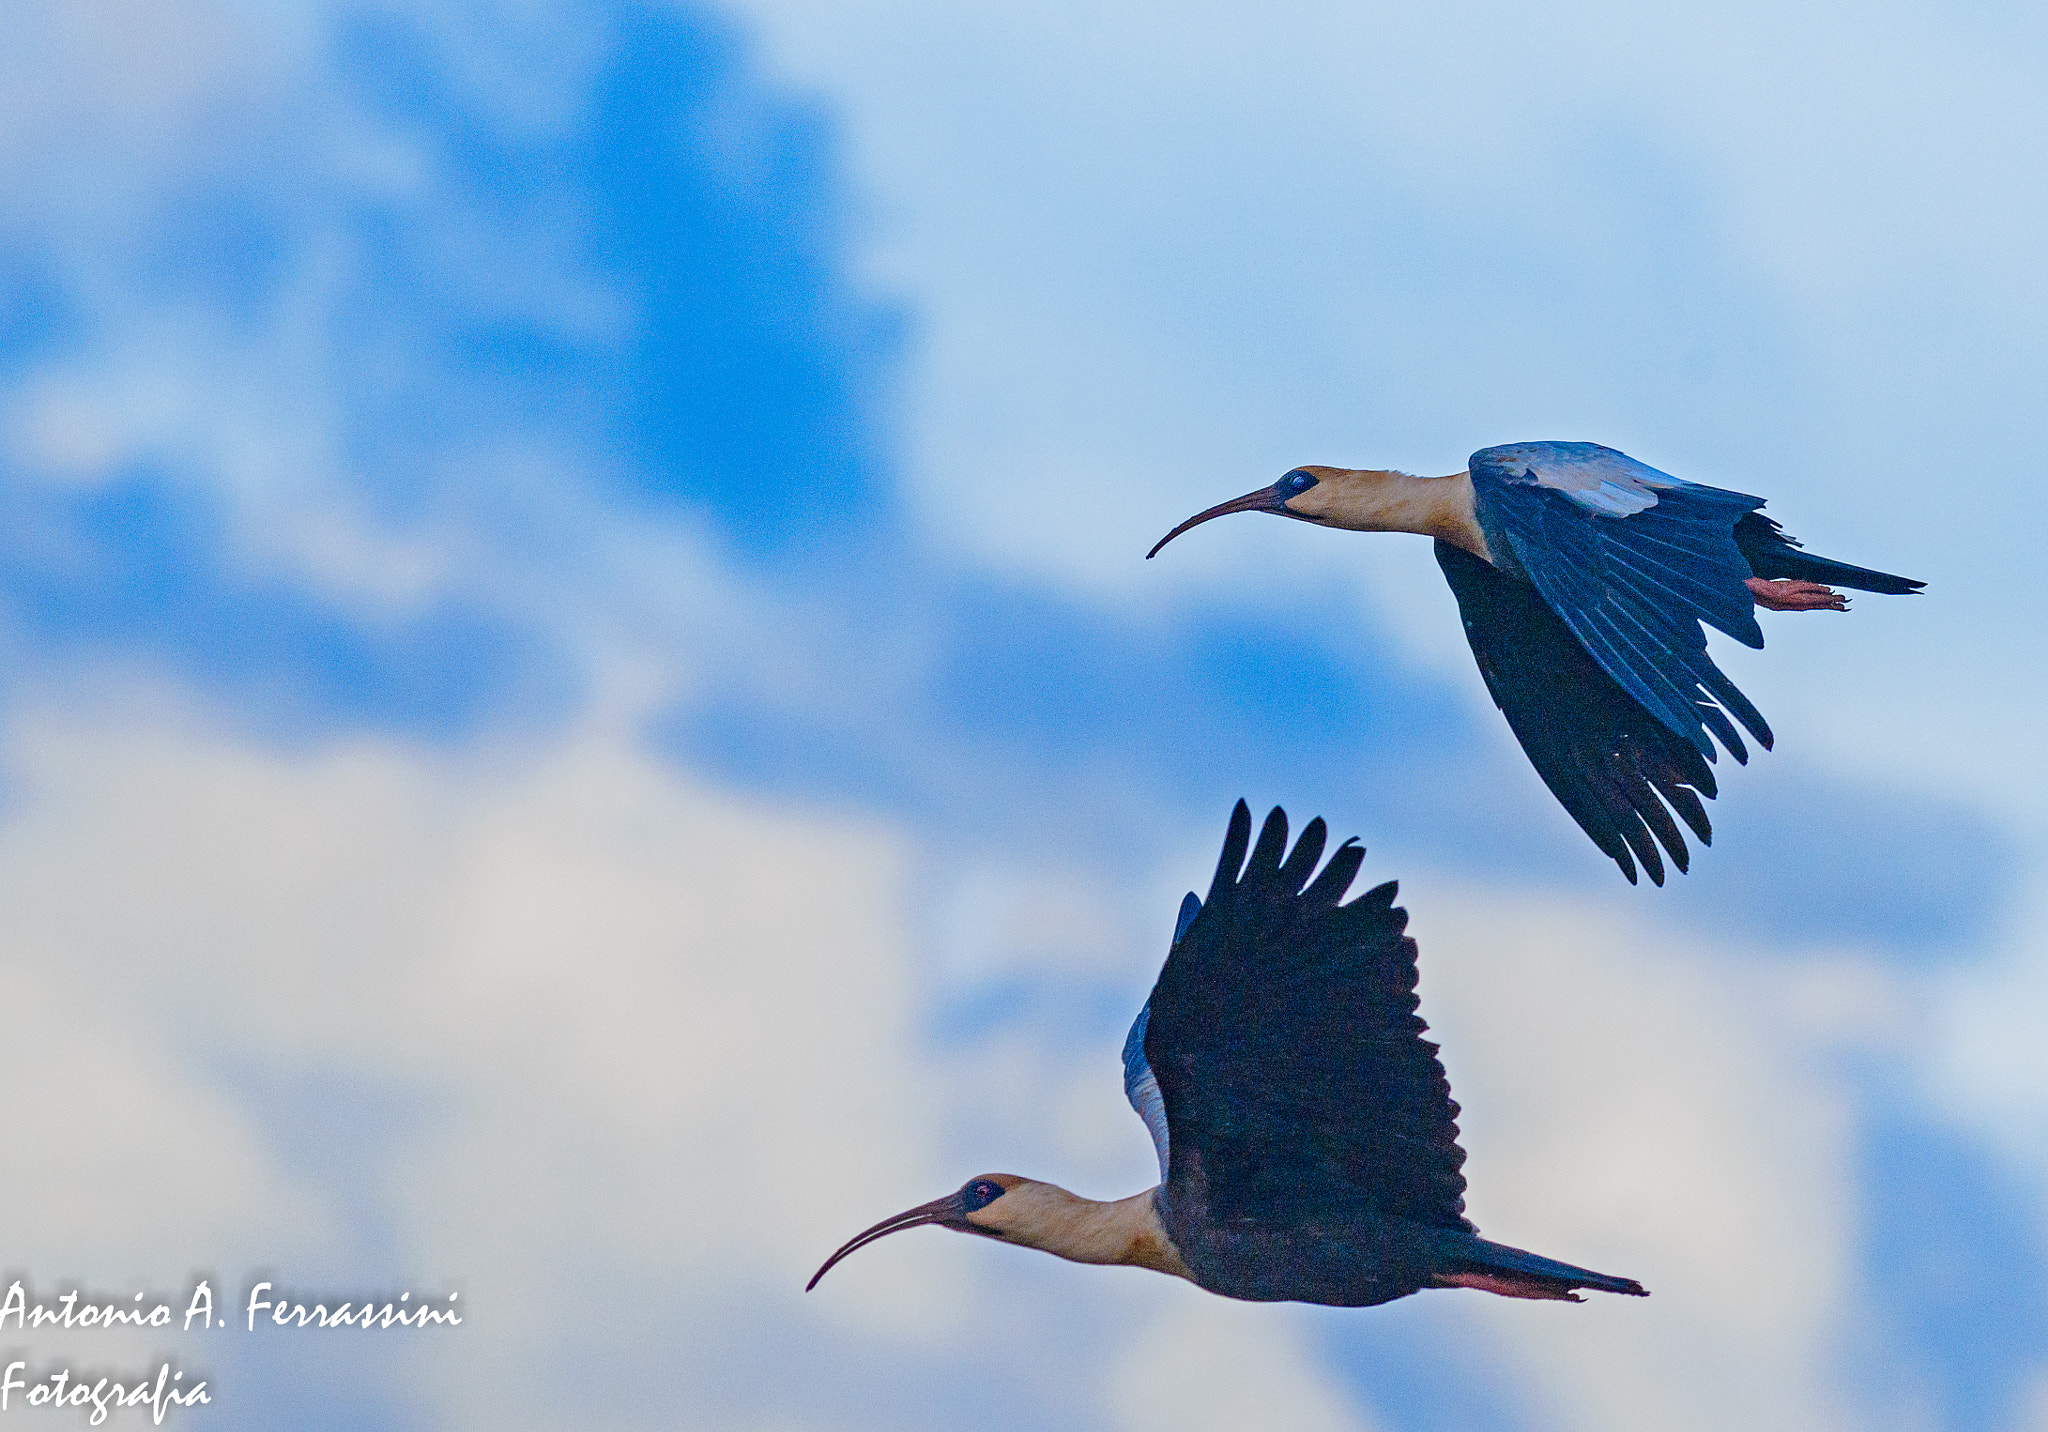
xmin=1436 ymin=540 xmax=1718 ymax=885
xmin=1144 ymin=802 xmax=1472 ymax=1233
xmin=1470 ymin=442 xmax=1772 ymax=761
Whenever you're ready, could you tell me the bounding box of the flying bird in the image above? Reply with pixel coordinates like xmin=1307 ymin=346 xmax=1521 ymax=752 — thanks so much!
xmin=809 ymin=802 xmax=1647 ymax=1307
xmin=1147 ymin=442 xmax=1923 ymax=884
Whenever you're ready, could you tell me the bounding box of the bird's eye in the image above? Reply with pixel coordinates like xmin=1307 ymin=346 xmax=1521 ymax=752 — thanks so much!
xmin=962 ymin=1179 xmax=1006 ymax=1212
xmin=1281 ymin=469 xmax=1319 ymax=496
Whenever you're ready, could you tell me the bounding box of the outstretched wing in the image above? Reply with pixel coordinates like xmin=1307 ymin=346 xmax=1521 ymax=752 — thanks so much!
xmin=1469 ymin=442 xmax=1772 ymax=761
xmin=1144 ymin=803 xmax=1472 ymax=1233
xmin=1436 ymin=540 xmax=1716 ymax=885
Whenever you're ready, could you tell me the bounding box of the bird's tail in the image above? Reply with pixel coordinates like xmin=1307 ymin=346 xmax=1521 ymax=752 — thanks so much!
xmin=1431 ymin=1232 xmax=1647 ymax=1301
xmin=1734 ymin=513 xmax=1924 ymax=594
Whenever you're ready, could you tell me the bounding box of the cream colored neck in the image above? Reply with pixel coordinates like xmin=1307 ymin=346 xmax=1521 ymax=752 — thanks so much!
xmin=1306 ymin=468 xmax=1492 ymax=561
xmin=1001 ymin=1187 xmax=1194 ymax=1281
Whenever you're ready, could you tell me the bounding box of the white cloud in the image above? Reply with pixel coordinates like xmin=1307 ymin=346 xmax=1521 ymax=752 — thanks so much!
xmin=722 ymin=0 xmax=2048 ymax=825
xmin=0 ymin=679 xmax=1402 ymax=1431
xmin=927 ymin=859 xmax=1142 ymax=985
xmin=1109 ymin=1297 xmax=1380 ymax=1432
xmin=1399 ymin=872 xmax=1865 ymax=1432
xmin=0 ymin=962 xmax=332 ymax=1279
xmin=0 ymin=0 xmax=302 ymax=210
xmin=2015 ymin=1370 xmax=2048 ymax=1432
xmin=0 ymin=685 xmax=958 ymax=1421
xmin=0 ymin=672 xmax=1913 ymax=1432
xmin=1926 ymin=855 xmax=2048 ymax=1171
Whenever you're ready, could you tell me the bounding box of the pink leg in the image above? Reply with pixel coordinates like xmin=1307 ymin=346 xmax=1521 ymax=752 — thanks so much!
xmin=1747 ymin=577 xmax=1847 ymax=612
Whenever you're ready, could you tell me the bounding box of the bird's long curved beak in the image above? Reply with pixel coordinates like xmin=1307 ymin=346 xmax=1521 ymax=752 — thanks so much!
xmin=806 ymin=1191 xmax=966 ymax=1291
xmin=1146 ymin=484 xmax=1293 ymax=559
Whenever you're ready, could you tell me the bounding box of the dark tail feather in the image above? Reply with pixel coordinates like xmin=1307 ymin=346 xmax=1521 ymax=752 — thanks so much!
xmin=1734 ymin=513 xmax=1924 ymax=594
xmin=1434 ymin=1232 xmax=1647 ymax=1300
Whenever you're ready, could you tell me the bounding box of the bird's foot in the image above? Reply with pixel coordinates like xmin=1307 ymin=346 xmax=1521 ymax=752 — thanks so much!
xmin=1747 ymin=578 xmax=1847 ymax=612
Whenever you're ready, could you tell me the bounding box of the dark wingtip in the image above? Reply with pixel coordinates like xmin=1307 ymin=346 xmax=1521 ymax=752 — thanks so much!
xmin=1664 ymin=784 xmax=1712 ymax=845
xmin=1207 ymin=801 xmax=1255 ymax=904
xmin=1303 ymin=838 xmax=1365 ymax=906
xmin=1276 ymin=815 xmax=1328 ymax=893
xmin=1248 ymin=806 xmax=1291 ymax=878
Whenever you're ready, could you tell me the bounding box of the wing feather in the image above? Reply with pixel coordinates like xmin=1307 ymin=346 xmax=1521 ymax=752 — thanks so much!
xmin=1436 ymin=540 xmax=1721 ymax=884
xmin=1472 ymin=442 xmax=1773 ymax=759
xmin=1122 ymin=1003 xmax=1171 ymax=1183
xmin=1694 ymin=702 xmax=1749 ymax=766
xmin=1124 ymin=891 xmax=1206 ymax=1183
xmin=1145 ymin=803 xmax=1473 ymax=1233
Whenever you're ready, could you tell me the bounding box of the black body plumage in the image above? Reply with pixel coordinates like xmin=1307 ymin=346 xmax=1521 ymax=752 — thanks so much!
xmin=1141 ymin=801 xmax=1645 ymax=1305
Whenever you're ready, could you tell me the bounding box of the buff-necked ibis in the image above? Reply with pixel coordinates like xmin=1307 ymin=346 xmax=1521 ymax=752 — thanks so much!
xmin=1147 ymin=442 xmax=1923 ymax=884
xmin=808 ymin=802 xmax=1647 ymax=1308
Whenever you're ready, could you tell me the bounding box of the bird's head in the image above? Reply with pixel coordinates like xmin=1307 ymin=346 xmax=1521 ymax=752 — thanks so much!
xmin=807 ymin=1174 xmax=1042 ymax=1289
xmin=1148 ymin=466 xmax=1397 ymax=557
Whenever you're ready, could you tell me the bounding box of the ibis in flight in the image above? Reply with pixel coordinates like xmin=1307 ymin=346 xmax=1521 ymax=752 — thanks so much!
xmin=1148 ymin=442 xmax=1923 ymax=884
xmin=809 ymin=801 xmax=1647 ymax=1308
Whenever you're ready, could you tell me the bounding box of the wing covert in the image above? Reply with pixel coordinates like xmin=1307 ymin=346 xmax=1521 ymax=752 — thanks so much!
xmin=1123 ymin=1004 xmax=1171 ymax=1183
xmin=1143 ymin=803 xmax=1472 ymax=1234
xmin=1474 ymin=440 xmax=1678 ymax=516
xmin=1122 ymin=892 xmax=1202 ymax=1184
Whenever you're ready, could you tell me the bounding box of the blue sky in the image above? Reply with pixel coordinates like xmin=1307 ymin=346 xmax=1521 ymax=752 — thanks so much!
xmin=1 ymin=2 xmax=2045 ymax=1429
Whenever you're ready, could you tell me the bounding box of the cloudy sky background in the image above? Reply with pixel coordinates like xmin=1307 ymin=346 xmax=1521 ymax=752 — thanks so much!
xmin=1 ymin=0 xmax=2044 ymax=1427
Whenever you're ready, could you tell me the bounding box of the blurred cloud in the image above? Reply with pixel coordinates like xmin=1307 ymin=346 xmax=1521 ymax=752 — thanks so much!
xmin=1404 ymin=876 xmax=1858 ymax=1432
xmin=726 ymin=0 xmax=2048 ymax=819
xmin=1111 ymin=1299 xmax=1379 ymax=1432
xmin=0 ymin=690 xmax=935 ymax=1425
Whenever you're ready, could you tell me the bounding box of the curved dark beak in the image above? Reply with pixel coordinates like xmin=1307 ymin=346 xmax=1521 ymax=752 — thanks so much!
xmin=1146 ymin=484 xmax=1293 ymax=559
xmin=807 ymin=1191 xmax=967 ymax=1291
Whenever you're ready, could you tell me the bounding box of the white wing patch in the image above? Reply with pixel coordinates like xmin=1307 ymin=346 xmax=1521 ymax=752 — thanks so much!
xmin=1122 ymin=1003 xmax=1170 ymax=1183
xmin=1123 ymin=892 xmax=1200 ymax=1186
xmin=1567 ymin=476 xmax=1661 ymax=517
xmin=1479 ymin=442 xmax=1685 ymax=518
